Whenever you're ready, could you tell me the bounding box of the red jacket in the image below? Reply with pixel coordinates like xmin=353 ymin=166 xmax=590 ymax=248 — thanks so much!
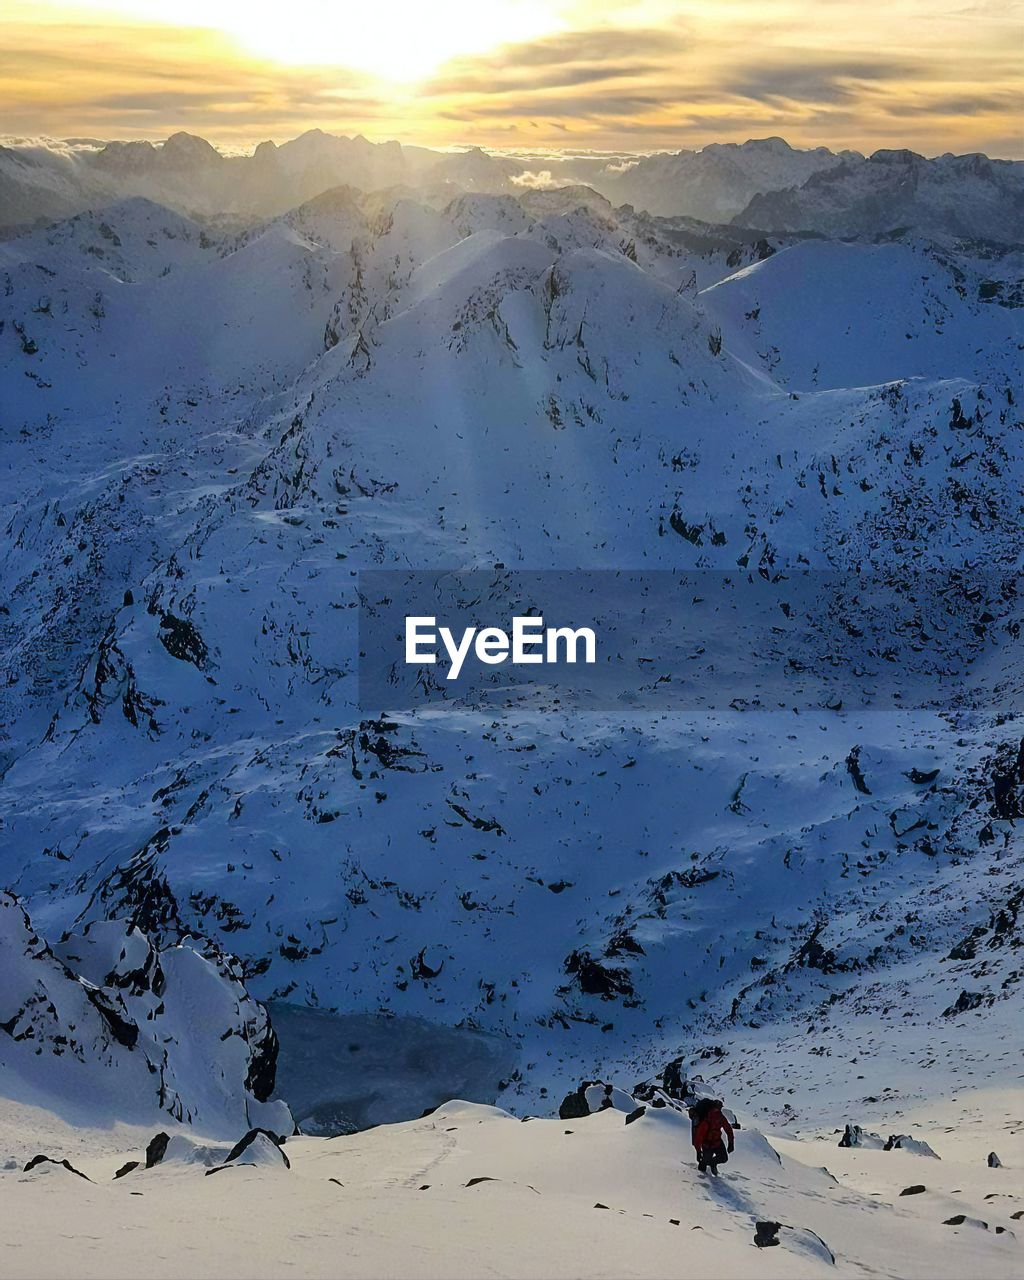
xmin=693 ymin=1108 xmax=734 ymax=1151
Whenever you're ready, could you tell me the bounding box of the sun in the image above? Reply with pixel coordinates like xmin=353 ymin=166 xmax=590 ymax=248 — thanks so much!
xmin=238 ymin=0 xmax=561 ymax=82
xmin=64 ymin=0 xmax=563 ymax=84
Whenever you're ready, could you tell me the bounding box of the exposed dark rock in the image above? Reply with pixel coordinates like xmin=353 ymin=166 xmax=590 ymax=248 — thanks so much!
xmin=845 ymin=746 xmax=871 ymax=794
xmin=410 ymin=946 xmax=445 ymax=980
xmin=753 ymin=1221 xmax=781 ymax=1248
xmin=900 ymin=1184 xmax=927 ymax=1195
xmin=445 ymin=799 xmax=505 ymax=834
xmin=990 ymin=738 xmax=1024 ymax=819
xmin=606 ymin=929 xmax=646 ymax=957
xmin=157 ymin=612 xmax=209 ymax=668
xmin=145 ymin=1132 xmax=170 ymax=1168
xmin=838 ymin=1124 xmax=883 ymax=1149
xmin=224 ymin=1127 xmax=290 ymax=1167
xmin=884 ymin=1135 xmax=940 ymax=1157
xmin=22 ymin=1154 xmax=91 ymax=1180
xmin=558 ymin=1085 xmax=592 ymax=1120
xmin=357 ymin=720 xmax=426 ymax=772
xmin=563 ymin=949 xmax=635 ymax=999
xmin=948 ymin=926 xmax=986 ymax=961
xmin=244 ymin=1020 xmax=279 ymax=1103
xmin=907 ymin=767 xmax=940 ymax=785
xmin=669 ymin=510 xmax=704 ymax=544
xmin=82 ymin=985 xmax=138 ymax=1049
xmin=114 ymin=1161 xmax=140 ymax=1179
xmin=943 ymin=989 xmax=989 ymax=1017
xmin=792 ymin=921 xmax=843 ymax=975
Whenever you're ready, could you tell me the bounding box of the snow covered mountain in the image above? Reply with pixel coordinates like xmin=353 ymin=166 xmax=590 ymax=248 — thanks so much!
xmin=593 ymin=136 xmax=862 ymax=221
xmin=0 ymin=141 xmax=1022 ymax=1280
xmin=737 ymin=148 xmax=1024 ymax=244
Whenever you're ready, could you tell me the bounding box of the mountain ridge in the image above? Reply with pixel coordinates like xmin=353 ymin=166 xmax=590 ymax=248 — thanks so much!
xmin=3 ymin=131 xmax=1021 ymax=244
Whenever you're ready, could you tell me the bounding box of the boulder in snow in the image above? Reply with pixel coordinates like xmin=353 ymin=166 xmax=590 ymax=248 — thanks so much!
xmin=838 ymin=1123 xmax=885 ymax=1149
xmin=205 ymin=1128 xmax=291 ymax=1174
xmin=21 ymin=1154 xmax=91 ymax=1181
xmin=558 ymin=1081 xmax=637 ymax=1120
xmin=884 ymin=1134 xmax=940 ymax=1158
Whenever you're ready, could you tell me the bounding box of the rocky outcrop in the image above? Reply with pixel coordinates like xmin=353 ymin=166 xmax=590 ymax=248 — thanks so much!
xmin=0 ymin=893 xmax=290 ymax=1137
xmin=990 ymin=739 xmax=1024 ymax=820
xmin=838 ymin=1124 xmax=885 ymax=1149
xmin=206 ymin=1128 xmax=290 ymax=1174
xmin=21 ymin=1154 xmax=91 ymax=1180
xmin=558 ymin=1081 xmax=637 ymax=1120
xmin=885 ymin=1135 xmax=940 ymax=1158
xmin=838 ymin=1124 xmax=939 ymax=1156
xmin=752 ymin=1221 xmax=834 ymax=1264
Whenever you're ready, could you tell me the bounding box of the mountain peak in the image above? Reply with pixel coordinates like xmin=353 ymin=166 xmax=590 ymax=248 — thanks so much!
xmin=743 ymin=136 xmax=794 ymax=153
xmin=869 ymin=147 xmax=926 ymax=166
xmin=161 ymin=132 xmax=222 ymax=164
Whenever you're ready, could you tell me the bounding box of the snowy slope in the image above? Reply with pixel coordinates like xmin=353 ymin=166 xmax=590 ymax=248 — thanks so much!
xmin=699 ymin=239 xmax=1022 ymax=389
xmin=0 ymin=163 xmax=1021 ymax=1226
xmin=0 ymin=197 xmax=220 ymax=283
xmin=1 ymin=1096 xmax=1021 ymax=1279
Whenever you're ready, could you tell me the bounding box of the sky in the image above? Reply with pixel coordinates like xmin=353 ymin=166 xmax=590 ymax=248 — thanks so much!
xmin=3 ymin=0 xmax=1022 ymax=157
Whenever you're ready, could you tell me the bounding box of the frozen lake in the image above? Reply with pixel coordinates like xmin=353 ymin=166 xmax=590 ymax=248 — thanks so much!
xmin=269 ymin=1004 xmax=517 ymax=1134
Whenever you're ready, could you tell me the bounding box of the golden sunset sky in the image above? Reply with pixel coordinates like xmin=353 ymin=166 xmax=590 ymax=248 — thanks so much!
xmin=4 ymin=0 xmax=1022 ymax=156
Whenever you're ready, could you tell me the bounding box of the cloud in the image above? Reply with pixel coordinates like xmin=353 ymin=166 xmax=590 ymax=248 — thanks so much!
xmin=428 ymin=62 xmax=657 ymax=96
xmin=442 ymin=92 xmax=663 ymax=122
xmin=0 ymin=135 xmax=101 ymax=156
xmin=887 ymin=91 xmax=1022 ymax=118
xmin=424 ymin=26 xmax=683 ymax=97
xmin=509 ymin=168 xmax=561 ymax=189
xmin=487 ymin=27 xmax=687 ymax=69
xmin=725 ymin=56 xmax=925 ymax=106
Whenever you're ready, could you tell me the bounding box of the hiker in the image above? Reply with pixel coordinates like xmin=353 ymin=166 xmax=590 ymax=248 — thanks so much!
xmin=690 ymin=1097 xmax=734 ymax=1176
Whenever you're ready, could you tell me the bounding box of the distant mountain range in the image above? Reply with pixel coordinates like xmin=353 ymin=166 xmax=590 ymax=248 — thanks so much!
xmin=2 ymin=130 xmax=1021 ymax=243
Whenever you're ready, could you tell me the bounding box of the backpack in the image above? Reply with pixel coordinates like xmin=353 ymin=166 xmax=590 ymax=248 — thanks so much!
xmin=688 ymin=1097 xmax=720 ymax=1124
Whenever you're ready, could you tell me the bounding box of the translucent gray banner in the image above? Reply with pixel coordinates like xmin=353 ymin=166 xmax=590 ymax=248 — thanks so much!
xmin=357 ymin=569 xmax=1021 ymax=713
